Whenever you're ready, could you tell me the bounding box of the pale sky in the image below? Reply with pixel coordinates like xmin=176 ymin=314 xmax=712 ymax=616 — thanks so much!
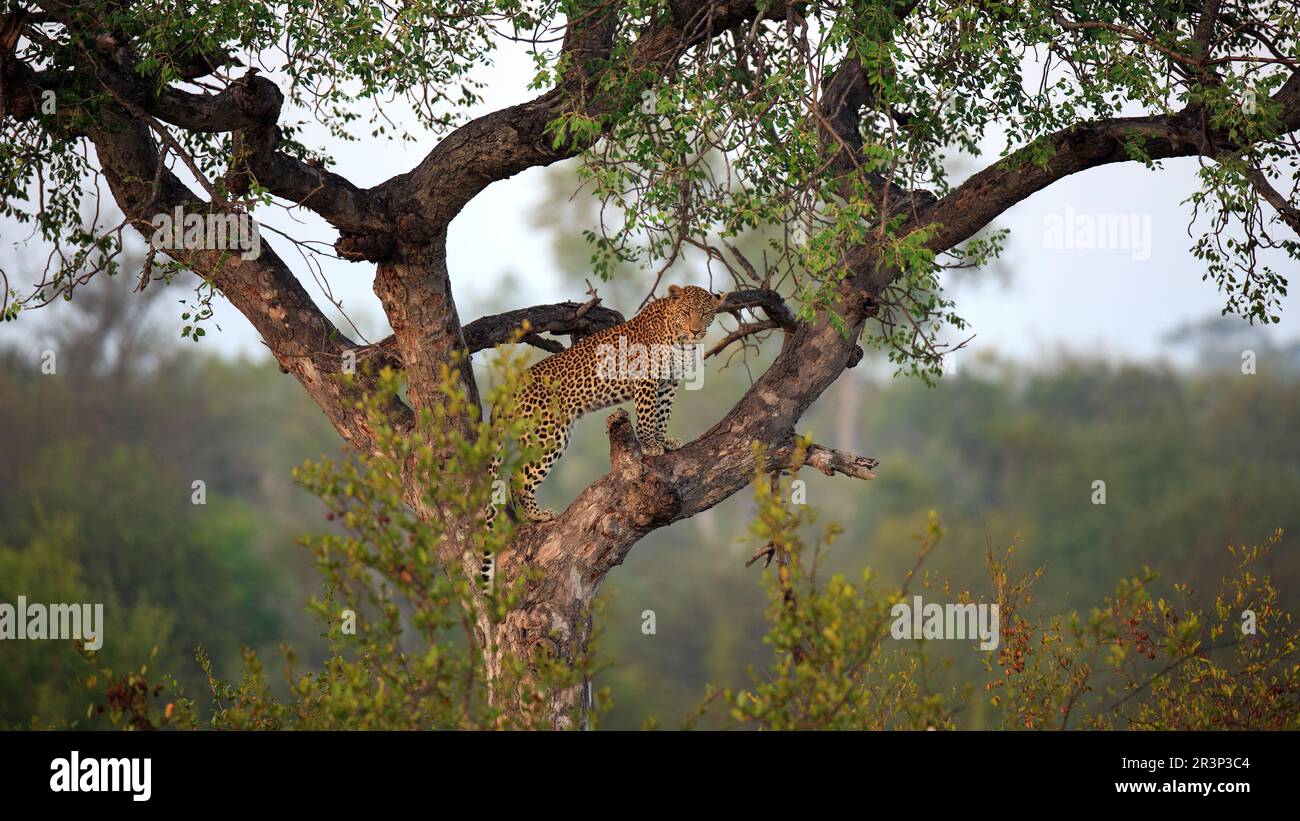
xmin=2 ymin=36 xmax=1297 ymax=368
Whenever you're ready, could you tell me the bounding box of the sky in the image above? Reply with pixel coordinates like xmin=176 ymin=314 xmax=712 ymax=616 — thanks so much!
xmin=2 ymin=33 xmax=1297 ymax=371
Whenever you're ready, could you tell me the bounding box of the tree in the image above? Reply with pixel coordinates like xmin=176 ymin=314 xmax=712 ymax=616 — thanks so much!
xmin=2 ymin=1 xmax=1298 ymax=727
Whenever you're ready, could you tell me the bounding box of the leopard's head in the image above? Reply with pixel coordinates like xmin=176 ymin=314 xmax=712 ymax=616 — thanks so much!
xmin=665 ymin=284 xmax=724 ymax=344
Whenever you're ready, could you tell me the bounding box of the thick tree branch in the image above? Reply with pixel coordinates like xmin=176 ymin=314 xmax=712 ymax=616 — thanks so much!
xmin=908 ymin=72 xmax=1300 ymax=253
xmin=801 ymin=444 xmax=879 ymax=481
xmin=86 ymin=109 xmax=407 ymax=452
xmin=716 ymin=288 xmax=798 ymax=329
xmin=383 ymin=1 xmax=800 ymax=227
xmin=814 ymin=1 xmax=936 ymax=219
xmin=1244 ymin=165 xmax=1300 ymax=234
xmin=107 ymin=67 xmax=280 ymax=133
xmin=359 ymin=299 xmax=627 ymax=367
xmin=464 ymin=299 xmax=626 ymax=350
xmin=137 ymin=70 xmax=388 ymax=235
xmin=818 ymin=56 xmax=936 ymax=218
xmin=0 ymin=48 xmax=45 ymax=122
xmin=708 ymin=288 xmax=801 ymax=359
xmin=22 ymin=28 xmax=389 ymax=235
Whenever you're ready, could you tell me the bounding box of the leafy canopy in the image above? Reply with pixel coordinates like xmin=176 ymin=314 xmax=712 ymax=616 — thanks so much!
xmin=4 ymin=2 xmax=1297 ymax=378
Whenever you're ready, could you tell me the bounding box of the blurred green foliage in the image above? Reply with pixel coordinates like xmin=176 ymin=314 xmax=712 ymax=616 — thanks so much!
xmin=569 ymin=351 xmax=1300 ymax=727
xmin=0 ymin=274 xmax=341 ymax=727
xmin=2 ymin=270 xmax=1298 ymax=729
xmin=695 ymin=469 xmax=1299 ymax=730
xmin=130 ymin=356 xmax=598 ymax=730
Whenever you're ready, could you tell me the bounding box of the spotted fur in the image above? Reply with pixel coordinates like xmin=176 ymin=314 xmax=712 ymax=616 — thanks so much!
xmin=480 ymin=284 xmax=722 ymax=592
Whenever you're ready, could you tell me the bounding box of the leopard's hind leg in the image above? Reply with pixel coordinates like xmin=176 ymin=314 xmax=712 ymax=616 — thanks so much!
xmin=480 ymin=393 xmax=572 ymax=595
xmin=515 ymin=413 xmax=571 ymax=522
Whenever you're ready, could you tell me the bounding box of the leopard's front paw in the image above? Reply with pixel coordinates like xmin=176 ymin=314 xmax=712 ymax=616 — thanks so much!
xmin=641 ymin=441 xmax=665 ymax=457
xmin=528 ymin=508 xmax=557 ymax=522
xmin=662 ymin=437 xmax=683 ymax=451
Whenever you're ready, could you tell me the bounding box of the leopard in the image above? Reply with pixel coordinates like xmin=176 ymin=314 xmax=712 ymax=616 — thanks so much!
xmin=479 ymin=284 xmax=724 ymax=592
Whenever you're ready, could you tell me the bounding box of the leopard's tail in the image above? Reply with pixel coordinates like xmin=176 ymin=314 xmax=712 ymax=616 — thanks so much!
xmin=479 ymin=441 xmax=504 ymax=595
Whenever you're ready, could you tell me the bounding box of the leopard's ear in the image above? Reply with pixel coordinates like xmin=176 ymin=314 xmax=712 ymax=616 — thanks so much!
xmin=667 ymin=284 xmax=684 ymax=298
xmin=712 ymin=291 xmax=726 ymax=306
